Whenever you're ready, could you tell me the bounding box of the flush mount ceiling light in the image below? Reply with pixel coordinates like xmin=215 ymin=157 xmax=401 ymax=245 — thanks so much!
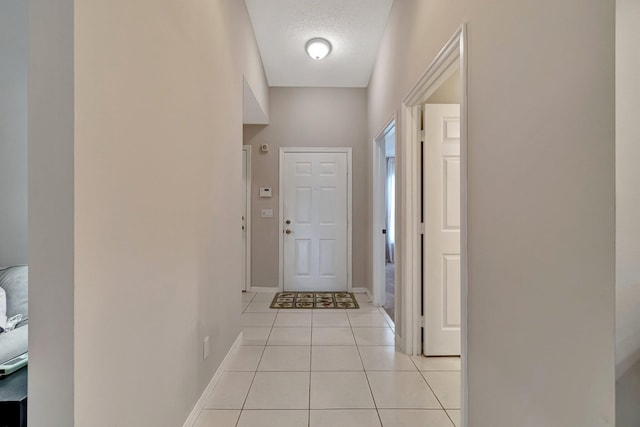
xmin=305 ymin=38 xmax=332 ymax=60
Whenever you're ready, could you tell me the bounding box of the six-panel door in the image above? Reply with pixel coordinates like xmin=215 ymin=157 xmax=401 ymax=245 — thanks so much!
xmin=283 ymin=152 xmax=348 ymax=291
xmin=423 ymin=104 xmax=462 ymax=356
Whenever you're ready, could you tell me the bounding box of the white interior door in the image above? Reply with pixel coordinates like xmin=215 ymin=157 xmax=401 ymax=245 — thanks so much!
xmin=423 ymin=104 xmax=461 ymax=355
xmin=282 ymin=151 xmax=349 ymax=291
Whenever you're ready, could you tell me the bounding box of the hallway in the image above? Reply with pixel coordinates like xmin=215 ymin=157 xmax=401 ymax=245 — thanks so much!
xmin=193 ymin=292 xmax=460 ymax=427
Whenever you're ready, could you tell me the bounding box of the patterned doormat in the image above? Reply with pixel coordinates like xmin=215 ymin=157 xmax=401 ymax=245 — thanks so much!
xmin=270 ymin=292 xmax=360 ymax=309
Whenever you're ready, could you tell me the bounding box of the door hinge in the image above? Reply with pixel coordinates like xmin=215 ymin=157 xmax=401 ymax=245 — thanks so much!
xmin=419 ymin=223 xmax=425 ymax=235
xmin=420 ymin=130 xmax=425 ymax=142
xmin=419 ymin=316 xmax=425 ymax=327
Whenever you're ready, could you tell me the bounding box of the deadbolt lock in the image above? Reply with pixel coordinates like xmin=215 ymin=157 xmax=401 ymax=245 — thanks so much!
xmin=285 ymin=219 xmax=291 ymax=225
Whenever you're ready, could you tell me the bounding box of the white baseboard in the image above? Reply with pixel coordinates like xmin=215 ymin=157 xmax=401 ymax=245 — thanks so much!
xmin=365 ymin=288 xmax=374 ymax=302
xmin=182 ymin=332 xmax=243 ymax=427
xmin=351 ymin=286 xmax=369 ymax=295
xmin=249 ymin=286 xmax=280 ymax=293
xmin=351 ymin=287 xmax=375 ymax=304
xmin=380 ymin=307 xmax=395 ymax=330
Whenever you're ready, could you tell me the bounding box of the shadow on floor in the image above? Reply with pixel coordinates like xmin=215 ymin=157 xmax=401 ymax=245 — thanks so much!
xmin=384 ymin=262 xmax=395 ymax=321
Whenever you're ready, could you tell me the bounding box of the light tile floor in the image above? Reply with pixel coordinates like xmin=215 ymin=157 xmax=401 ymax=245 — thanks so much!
xmin=196 ymin=292 xmax=461 ymax=427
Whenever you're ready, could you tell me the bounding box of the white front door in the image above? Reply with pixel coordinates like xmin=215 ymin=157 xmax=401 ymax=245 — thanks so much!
xmin=423 ymin=104 xmax=461 ymax=356
xmin=282 ymin=151 xmax=349 ymax=291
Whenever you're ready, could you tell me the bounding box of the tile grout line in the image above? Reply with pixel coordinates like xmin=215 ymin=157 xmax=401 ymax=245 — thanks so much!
xmin=347 ymin=298 xmax=384 ymax=427
xmin=416 ymin=367 xmax=448 ymax=413
xmin=403 ymin=350 xmax=461 ymax=425
xmin=235 ymin=319 xmax=273 ymax=427
xmin=235 ymin=291 xmax=259 ymax=427
xmin=240 ymin=291 xmax=252 ymax=314
xmin=241 ymin=295 xmax=459 ymax=423
xmin=408 ymin=345 xmax=458 ymax=419
xmin=444 ymin=408 xmax=459 ymax=427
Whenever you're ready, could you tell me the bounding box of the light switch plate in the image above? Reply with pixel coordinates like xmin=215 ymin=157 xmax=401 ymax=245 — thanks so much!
xmin=261 ymin=209 xmax=273 ymax=218
xmin=259 ymin=187 xmax=272 ymax=198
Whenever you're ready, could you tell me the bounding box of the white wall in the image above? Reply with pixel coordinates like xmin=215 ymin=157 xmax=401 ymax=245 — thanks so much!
xmin=239 ymin=9 xmax=270 ymax=123
xmin=0 ymin=0 xmax=28 ymax=268
xmin=616 ymin=0 xmax=640 ymax=424
xmin=30 ymin=1 xmax=268 ymax=426
xmin=244 ymin=87 xmax=368 ymax=289
xmin=368 ymin=1 xmax=615 ymax=426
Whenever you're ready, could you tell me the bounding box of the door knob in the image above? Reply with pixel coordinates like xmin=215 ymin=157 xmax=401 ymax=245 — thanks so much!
xmin=285 ymin=229 xmax=292 ymax=235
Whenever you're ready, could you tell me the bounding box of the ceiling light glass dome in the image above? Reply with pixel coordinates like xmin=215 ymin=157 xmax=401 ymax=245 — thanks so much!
xmin=305 ymin=38 xmax=332 ymax=60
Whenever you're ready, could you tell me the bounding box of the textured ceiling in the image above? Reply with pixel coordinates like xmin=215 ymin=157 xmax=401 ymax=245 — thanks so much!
xmin=245 ymin=0 xmax=393 ymax=88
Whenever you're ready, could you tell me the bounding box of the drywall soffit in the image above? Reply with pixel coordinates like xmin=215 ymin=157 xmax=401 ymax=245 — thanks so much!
xmin=243 ymin=78 xmax=269 ymax=125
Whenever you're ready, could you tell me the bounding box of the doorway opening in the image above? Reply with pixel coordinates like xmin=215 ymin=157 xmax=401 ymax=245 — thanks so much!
xmin=399 ymin=25 xmax=467 ymax=425
xmin=242 ymin=145 xmax=252 ymax=292
xmin=373 ymin=120 xmax=397 ymax=323
xmin=422 ymin=79 xmax=462 ymax=356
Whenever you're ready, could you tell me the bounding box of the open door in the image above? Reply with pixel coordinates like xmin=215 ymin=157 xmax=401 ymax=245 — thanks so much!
xmin=373 ymin=121 xmax=397 ymax=321
xmin=423 ymin=104 xmax=461 ymax=356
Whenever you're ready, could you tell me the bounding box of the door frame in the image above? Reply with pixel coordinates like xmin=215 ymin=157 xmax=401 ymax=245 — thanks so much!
xmin=242 ymin=145 xmax=252 ymax=292
xmin=372 ymin=117 xmax=397 ymax=308
xmin=399 ymin=24 xmax=468 ymax=425
xmin=278 ymin=147 xmax=353 ymax=292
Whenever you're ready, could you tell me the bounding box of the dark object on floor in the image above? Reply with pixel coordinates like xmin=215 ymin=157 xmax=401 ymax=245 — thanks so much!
xmin=271 ymin=292 xmax=360 ymax=309
xmin=0 ymin=366 xmax=27 ymax=427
